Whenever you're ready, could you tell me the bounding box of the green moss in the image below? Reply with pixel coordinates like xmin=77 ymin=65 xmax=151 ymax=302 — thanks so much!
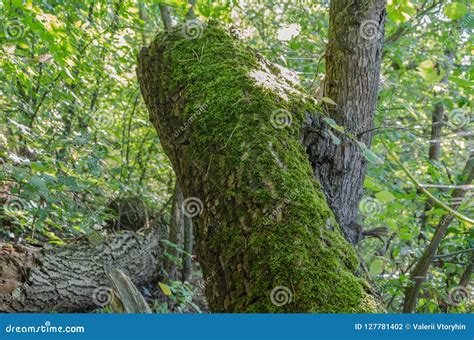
xmin=144 ymin=22 xmax=380 ymax=313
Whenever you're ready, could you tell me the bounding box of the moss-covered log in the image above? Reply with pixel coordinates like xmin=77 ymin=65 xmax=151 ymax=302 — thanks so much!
xmin=138 ymin=23 xmax=381 ymax=312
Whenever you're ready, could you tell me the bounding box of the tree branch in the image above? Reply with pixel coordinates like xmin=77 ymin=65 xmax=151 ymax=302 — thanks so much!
xmin=186 ymin=0 xmax=197 ymax=20
xmin=159 ymin=4 xmax=174 ymax=30
xmin=433 ymin=248 xmax=474 ymax=260
xmin=383 ymin=141 xmax=474 ymax=225
xmin=402 ymin=151 xmax=474 ymax=313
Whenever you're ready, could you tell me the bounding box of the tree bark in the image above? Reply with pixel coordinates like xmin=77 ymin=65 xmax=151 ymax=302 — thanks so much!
xmin=303 ymin=0 xmax=387 ymax=244
xmin=165 ymin=182 xmax=184 ymax=280
xmin=0 ymin=230 xmax=162 ymax=313
xmin=182 ymin=215 xmax=193 ymax=282
xmin=137 ymin=23 xmax=382 ymax=312
xmin=159 ymin=4 xmax=174 ymax=30
xmin=428 ymin=103 xmax=444 ymax=160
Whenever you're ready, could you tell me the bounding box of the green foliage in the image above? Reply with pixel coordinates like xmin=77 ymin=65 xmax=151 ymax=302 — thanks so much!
xmin=0 ymin=0 xmax=173 ymax=243
xmin=362 ymin=0 xmax=473 ymax=313
xmin=154 ymin=280 xmax=201 ymax=313
xmin=0 ymin=0 xmax=472 ymax=314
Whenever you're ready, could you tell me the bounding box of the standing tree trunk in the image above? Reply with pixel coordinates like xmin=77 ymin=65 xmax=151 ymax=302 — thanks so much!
xmin=304 ymin=0 xmax=387 ymax=244
xmin=138 ymin=23 xmax=382 ymax=312
xmin=420 ymin=49 xmax=455 ymax=229
xmin=165 ymin=182 xmax=184 ymax=280
xmin=182 ymin=215 xmax=193 ymax=282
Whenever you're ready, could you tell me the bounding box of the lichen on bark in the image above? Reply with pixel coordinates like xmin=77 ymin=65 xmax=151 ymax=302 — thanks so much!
xmin=138 ymin=22 xmax=381 ymax=312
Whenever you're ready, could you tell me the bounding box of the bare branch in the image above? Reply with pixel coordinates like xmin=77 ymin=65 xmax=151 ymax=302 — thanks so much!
xmin=159 ymin=4 xmax=174 ymax=30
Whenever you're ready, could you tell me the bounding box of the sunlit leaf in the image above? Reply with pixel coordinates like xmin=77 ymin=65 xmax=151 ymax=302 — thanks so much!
xmin=444 ymin=2 xmax=468 ymax=20
xmin=375 ymin=190 xmax=396 ymax=203
xmin=158 ymin=282 xmax=172 ymax=296
xmin=369 ymin=259 xmax=384 ymax=275
xmin=321 ymin=97 xmax=337 ymax=105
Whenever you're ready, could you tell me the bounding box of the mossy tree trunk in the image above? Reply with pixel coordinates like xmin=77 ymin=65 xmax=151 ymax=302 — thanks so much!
xmin=138 ymin=23 xmax=381 ymax=312
xmin=304 ymin=0 xmax=387 ymax=244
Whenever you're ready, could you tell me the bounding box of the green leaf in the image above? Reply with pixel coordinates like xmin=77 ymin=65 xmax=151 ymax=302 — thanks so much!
xmin=386 ymin=219 xmax=398 ymax=231
xmin=400 ymin=2 xmax=416 ymax=17
xmin=375 ymin=190 xmax=396 ymax=203
xmin=323 ymin=117 xmax=345 ymax=132
xmin=30 ymin=176 xmax=47 ymax=190
xmin=12 ymin=0 xmax=23 ymax=8
xmin=444 ymin=2 xmax=468 ymax=20
xmin=369 ymin=259 xmax=384 ymax=275
xmin=418 ymin=60 xmax=444 ymax=83
xmin=356 ymin=141 xmax=384 ymax=165
xmin=321 ymin=97 xmax=337 ymax=105
xmin=158 ymin=282 xmax=172 ymax=296
xmin=328 ymin=130 xmax=341 ymax=145
xmin=364 ymin=176 xmax=379 ymax=191
xmin=388 ymin=9 xmax=406 ymax=24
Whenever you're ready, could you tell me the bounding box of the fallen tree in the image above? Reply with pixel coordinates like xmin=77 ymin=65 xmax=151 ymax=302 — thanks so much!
xmin=138 ymin=22 xmax=382 ymax=312
xmin=0 ymin=230 xmax=162 ymax=312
